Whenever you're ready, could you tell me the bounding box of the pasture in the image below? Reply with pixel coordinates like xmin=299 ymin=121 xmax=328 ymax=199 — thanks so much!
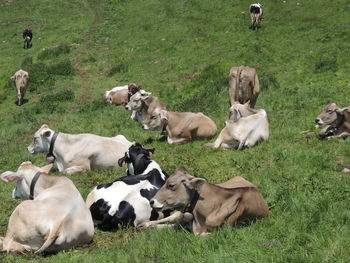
xmin=0 ymin=0 xmax=349 ymax=262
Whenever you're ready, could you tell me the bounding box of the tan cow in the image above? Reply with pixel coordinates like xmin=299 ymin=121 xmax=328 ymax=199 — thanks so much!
xmin=0 ymin=162 xmax=94 ymax=253
xmin=27 ymin=124 xmax=133 ymax=174
xmin=143 ymin=109 xmax=217 ymax=144
xmin=11 ymin=69 xmax=29 ymax=106
xmin=206 ymin=103 xmax=269 ymax=149
xmin=318 ymin=106 xmax=350 ymax=140
xmin=125 ymin=92 xmax=166 ymax=122
xmin=139 ymin=167 xmax=269 ymax=235
xmin=229 ymin=66 xmax=260 ymax=108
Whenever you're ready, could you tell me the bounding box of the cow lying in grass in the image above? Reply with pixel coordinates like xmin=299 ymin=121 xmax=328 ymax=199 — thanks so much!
xmin=139 ymin=167 xmax=269 ymax=236
xmin=316 ymin=103 xmax=350 ymax=140
xmin=125 ymin=92 xmax=166 ymax=123
xmin=0 ymin=162 xmax=94 ymax=253
xmin=27 ymin=124 xmax=132 ymax=174
xmin=86 ymin=143 xmax=171 ymax=231
xmin=104 ymin=83 xmax=151 ymax=106
xmin=143 ymin=109 xmax=217 ymax=145
xmin=206 ymin=103 xmax=268 ymax=149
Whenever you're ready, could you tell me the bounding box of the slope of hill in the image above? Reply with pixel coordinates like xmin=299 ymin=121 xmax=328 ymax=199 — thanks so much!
xmin=0 ymin=0 xmax=349 ymax=262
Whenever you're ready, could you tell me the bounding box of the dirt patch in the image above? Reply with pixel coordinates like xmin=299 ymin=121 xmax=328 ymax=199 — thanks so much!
xmin=0 ymin=19 xmax=33 ymax=25
xmin=179 ymin=72 xmax=198 ymax=80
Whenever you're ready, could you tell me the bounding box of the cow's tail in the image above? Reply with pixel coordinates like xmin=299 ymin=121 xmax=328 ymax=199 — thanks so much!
xmin=238 ymin=110 xmax=267 ymax=150
xmin=35 ymin=219 xmax=65 ymax=253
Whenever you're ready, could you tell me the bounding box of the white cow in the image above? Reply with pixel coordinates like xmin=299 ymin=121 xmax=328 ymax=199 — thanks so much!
xmin=207 ymin=103 xmax=268 ymax=149
xmin=27 ymin=124 xmax=133 ymax=174
xmin=0 ymin=162 xmax=94 ymax=253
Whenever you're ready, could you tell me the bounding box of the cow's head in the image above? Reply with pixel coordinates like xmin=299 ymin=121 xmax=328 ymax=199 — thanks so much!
xmin=125 ymin=92 xmax=145 ymax=111
xmin=118 ymin=143 xmax=155 ymax=175
xmin=315 ymin=102 xmax=340 ymax=127
xmin=27 ymin=124 xmax=55 ymax=154
xmin=11 ymin=69 xmax=29 ymax=106
xmin=0 ymin=162 xmax=52 ymax=199
xmin=227 ymin=102 xmax=256 ymax=124
xmin=127 ymin=83 xmax=140 ymax=99
xmin=143 ymin=109 xmax=167 ymax=131
xmin=150 ymin=167 xmax=206 ymax=211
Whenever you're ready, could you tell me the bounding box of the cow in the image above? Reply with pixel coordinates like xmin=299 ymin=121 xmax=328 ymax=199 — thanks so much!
xmin=142 ymin=109 xmax=217 ymax=145
xmin=23 ymin=29 xmax=33 ymax=48
xmin=125 ymin=92 xmax=166 ymax=122
xmin=317 ymin=106 xmax=350 ymax=140
xmin=206 ymin=103 xmax=269 ymax=150
xmin=10 ymin=69 xmax=29 ymax=106
xmin=0 ymin=162 xmax=94 ymax=253
xmin=104 ymin=83 xmax=151 ymax=106
xmin=27 ymin=124 xmax=133 ymax=174
xmin=249 ymin=3 xmax=263 ymax=30
xmin=85 ymin=143 xmax=170 ymax=231
xmin=229 ymin=66 xmax=260 ymax=108
xmin=139 ymin=167 xmax=269 ymax=236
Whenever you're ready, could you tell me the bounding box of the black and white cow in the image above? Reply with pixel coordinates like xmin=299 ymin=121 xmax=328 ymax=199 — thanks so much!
xmin=249 ymin=3 xmax=263 ymax=30
xmin=23 ymin=29 xmax=33 ymax=49
xmin=85 ymin=143 xmax=170 ymax=231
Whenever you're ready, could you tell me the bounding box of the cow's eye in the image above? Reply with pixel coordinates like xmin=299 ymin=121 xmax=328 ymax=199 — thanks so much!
xmin=168 ymin=184 xmax=175 ymax=190
xmin=327 ymin=110 xmax=333 ymax=113
xmin=151 ymin=116 xmax=156 ymax=120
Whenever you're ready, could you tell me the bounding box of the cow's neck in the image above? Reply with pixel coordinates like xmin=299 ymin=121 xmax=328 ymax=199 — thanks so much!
xmin=193 ymin=183 xmax=229 ymax=218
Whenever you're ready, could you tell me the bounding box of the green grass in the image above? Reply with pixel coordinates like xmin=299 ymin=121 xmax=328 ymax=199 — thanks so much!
xmin=1 ymin=0 xmax=350 ymax=262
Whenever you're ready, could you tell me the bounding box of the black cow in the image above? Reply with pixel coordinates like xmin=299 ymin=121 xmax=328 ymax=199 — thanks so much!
xmin=23 ymin=29 xmax=33 ymax=49
xmin=86 ymin=143 xmax=170 ymax=231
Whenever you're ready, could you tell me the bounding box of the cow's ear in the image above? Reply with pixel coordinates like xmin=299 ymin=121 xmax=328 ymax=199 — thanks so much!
xmin=0 ymin=171 xmax=22 ymax=183
xmin=336 ymin=107 xmax=350 ymax=115
xmin=40 ymin=164 xmax=53 ymax=174
xmin=185 ymin=178 xmax=206 ymax=193
xmin=118 ymin=155 xmax=127 ymax=167
xmin=160 ymin=110 xmax=167 ymax=120
xmin=10 ymin=75 xmax=16 ymax=82
xmin=42 ymin=130 xmax=51 ymax=138
xmin=140 ymin=90 xmax=151 ymax=96
xmin=146 ymin=148 xmax=155 ymax=156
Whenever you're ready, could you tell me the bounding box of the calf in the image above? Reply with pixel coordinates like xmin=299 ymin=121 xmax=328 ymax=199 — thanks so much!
xmin=0 ymin=162 xmax=94 ymax=253
xmin=249 ymin=3 xmax=263 ymax=30
xmin=318 ymin=106 xmax=350 ymax=140
xmin=143 ymin=109 xmax=217 ymax=145
xmin=86 ymin=143 xmax=170 ymax=231
xmin=139 ymin=167 xmax=269 ymax=236
xmin=23 ymin=29 xmax=32 ymax=49
xmin=207 ymin=103 xmax=269 ymax=149
xmin=229 ymin=66 xmax=260 ymax=108
xmin=10 ymin=69 xmax=29 ymax=106
xmin=125 ymin=92 xmax=166 ymax=122
xmin=27 ymin=124 xmax=133 ymax=174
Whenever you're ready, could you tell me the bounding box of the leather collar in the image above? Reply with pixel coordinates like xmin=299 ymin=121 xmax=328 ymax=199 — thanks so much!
xmin=182 ymin=190 xmax=200 ymax=214
xmin=46 ymin=132 xmax=59 ymax=160
xmin=29 ymin=172 xmax=41 ymax=200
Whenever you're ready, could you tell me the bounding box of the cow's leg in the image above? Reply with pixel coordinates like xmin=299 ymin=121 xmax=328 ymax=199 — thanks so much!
xmin=130 ymin=111 xmax=137 ymax=121
xmin=167 ymin=136 xmax=190 ymax=145
xmin=213 ymin=128 xmax=232 ymax=148
xmin=138 ymin=211 xmax=184 ymax=228
xmin=64 ymin=165 xmax=89 ymax=175
xmin=205 ymin=196 xmax=241 ymax=227
xmin=326 ymin=132 xmax=350 ymax=140
xmin=2 ymin=237 xmax=32 ymax=253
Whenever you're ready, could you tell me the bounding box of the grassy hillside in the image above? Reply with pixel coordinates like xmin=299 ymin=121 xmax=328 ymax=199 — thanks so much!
xmin=0 ymin=0 xmax=350 ymax=262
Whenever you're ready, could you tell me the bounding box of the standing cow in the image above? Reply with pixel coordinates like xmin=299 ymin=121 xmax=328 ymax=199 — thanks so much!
xmin=11 ymin=69 xmax=29 ymax=106
xmin=229 ymin=66 xmax=260 ymax=108
xmin=249 ymin=3 xmax=263 ymax=30
xmin=23 ymin=29 xmax=33 ymax=49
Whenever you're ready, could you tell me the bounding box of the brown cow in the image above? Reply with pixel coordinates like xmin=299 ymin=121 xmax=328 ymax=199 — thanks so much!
xmin=318 ymin=106 xmax=350 ymax=140
xmin=229 ymin=66 xmax=260 ymax=108
xmin=125 ymin=92 xmax=166 ymax=122
xmin=143 ymin=109 xmax=217 ymax=144
xmin=11 ymin=69 xmax=29 ymax=106
xmin=104 ymin=83 xmax=150 ymax=106
xmin=139 ymin=167 xmax=269 ymax=235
